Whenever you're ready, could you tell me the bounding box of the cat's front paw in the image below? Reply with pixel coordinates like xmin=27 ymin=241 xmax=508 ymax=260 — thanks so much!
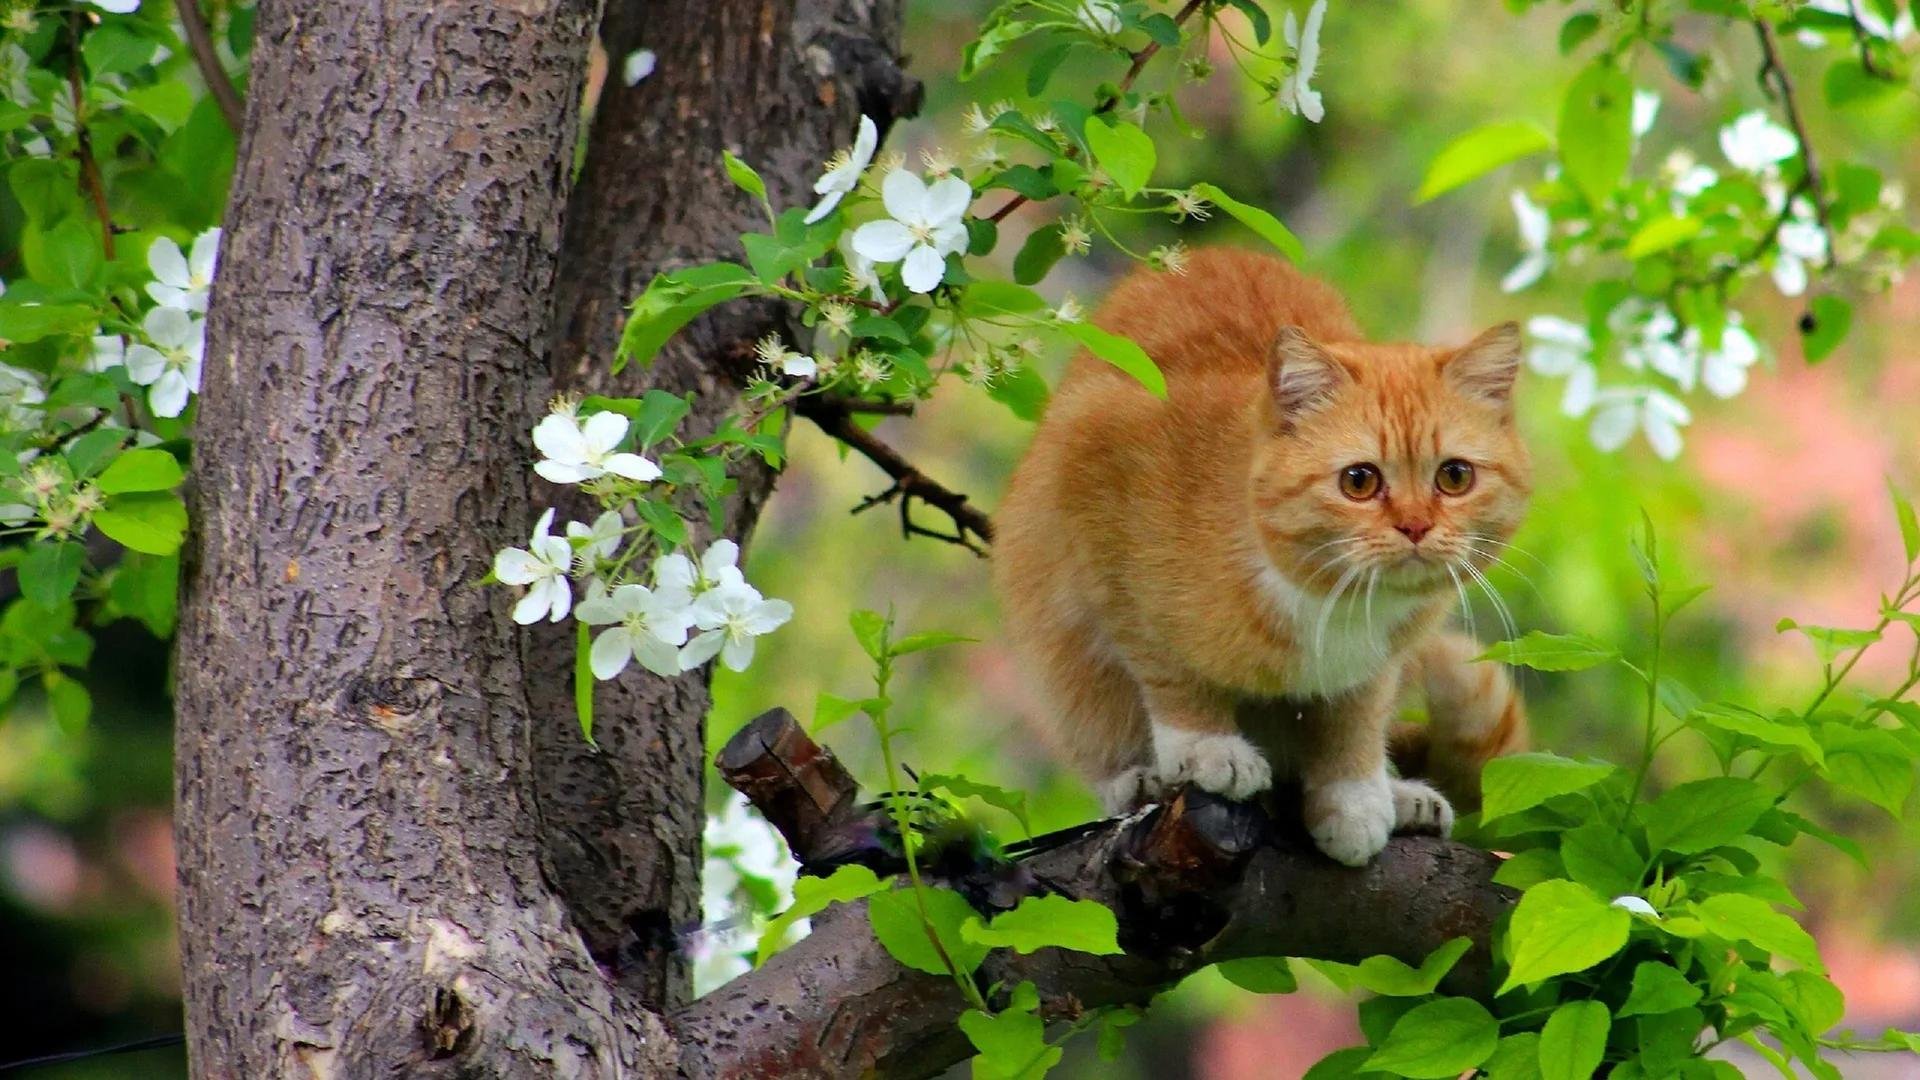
xmin=1391 ymin=778 xmax=1454 ymax=837
xmin=1097 ymin=766 xmax=1165 ymax=814
xmin=1305 ymin=774 xmax=1396 ymax=866
xmin=1151 ymin=727 xmax=1273 ymax=800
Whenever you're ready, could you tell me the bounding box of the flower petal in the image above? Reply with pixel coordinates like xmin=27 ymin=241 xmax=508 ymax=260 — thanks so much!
xmin=802 ymin=188 xmax=847 ymax=226
xmin=603 ymin=453 xmax=661 ymax=482
xmin=654 ymin=552 xmax=696 ymax=593
xmin=144 ymin=305 xmax=192 ymax=348
xmin=1501 ymin=253 xmax=1548 ymax=295
xmin=149 ymin=369 xmax=191 ymax=418
xmin=922 ymin=176 xmax=974 ymax=227
xmin=720 ymin=633 xmax=756 ymax=672
xmin=147 ymin=236 xmax=189 ymax=288
xmin=532 ymin=413 xmax=588 ymax=464
xmin=590 ymin=627 xmax=634 ymax=680
xmin=852 ymin=219 xmax=915 ymax=263
xmin=680 ymin=629 xmax=725 ymax=669
xmin=535 ymin=460 xmax=599 ymax=484
xmin=512 ymin=587 xmax=552 ymax=625
xmin=538 ymin=577 xmax=573 ymax=622
xmin=851 ymin=114 xmax=878 ymax=165
xmin=900 ymin=245 xmax=947 ymax=293
xmin=124 ymin=344 xmax=167 ymax=385
xmin=634 ymin=634 xmax=685 ymax=678
xmin=700 ymin=540 xmax=740 ymax=580
xmin=1588 ymin=399 xmax=1638 ymax=452
xmin=742 ymin=598 xmax=794 ymax=636
xmin=493 ymin=547 xmax=542 ymax=585
xmin=189 ymin=227 xmax=222 ymax=281
xmin=581 ymin=410 xmax=630 ymax=454
xmin=879 ymin=169 xmax=929 ymax=223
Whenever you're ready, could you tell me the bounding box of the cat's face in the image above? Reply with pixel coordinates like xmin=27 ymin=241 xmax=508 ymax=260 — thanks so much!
xmin=1249 ymin=324 xmax=1532 ymax=598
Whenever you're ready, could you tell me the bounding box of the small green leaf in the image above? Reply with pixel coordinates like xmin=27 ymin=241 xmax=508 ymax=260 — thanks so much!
xmin=1415 ymin=120 xmax=1553 ymax=203
xmin=21 ymin=541 xmax=85 ymax=610
xmin=45 ymin=672 xmax=91 ymax=734
xmin=1618 ymin=961 xmax=1703 ymax=1017
xmin=1800 ymin=295 xmax=1852 ymax=363
xmin=988 ymin=363 xmax=1051 ymax=421
xmin=1061 ymin=322 xmax=1164 ymax=398
xmin=1499 ymin=880 xmax=1629 ymax=993
xmin=960 ymin=281 xmax=1048 ymax=315
xmin=1026 ymin=41 xmax=1073 ymax=97
xmin=890 ymin=630 xmax=975 ymax=656
xmin=83 ymin=23 xmax=158 ymax=76
xmin=1644 ymin=777 xmax=1775 ymax=855
xmin=1538 ymin=1000 xmax=1609 ymax=1080
xmin=1626 ymin=215 xmax=1703 ymax=258
xmin=1692 ymin=894 xmax=1824 ymax=972
xmin=922 ymin=773 xmax=1032 ymax=836
xmin=1214 ymin=956 xmax=1297 ymax=994
xmin=1479 ymin=753 xmax=1616 ymax=823
xmin=630 ymin=390 xmax=693 ymax=448
xmin=94 ymin=448 xmax=185 ymax=494
xmin=1012 ymin=223 xmax=1067 ymax=284
xmin=574 ymin=621 xmax=595 ymax=745
xmin=962 ymin=894 xmax=1121 ymax=956
xmin=7 ymin=158 xmax=76 ymax=224
xmin=1888 ymin=480 xmax=1919 ymax=564
xmin=757 ymin=865 xmax=887 ymax=964
xmin=1190 ymin=183 xmax=1305 ymax=262
xmin=1362 ymin=998 xmax=1499 ymax=1078
xmin=1482 ymin=1033 xmax=1543 ymax=1080
xmin=1558 ymin=822 xmax=1644 ymax=897
xmin=811 ymin=691 xmax=865 ymax=733
xmin=1687 ymin=703 xmax=1823 ymax=764
xmin=93 ymin=492 xmax=189 ymax=556
xmin=868 ymin=885 xmax=991 ymax=976
xmin=1818 ymin=724 xmax=1913 ymax=816
xmin=1557 ymin=61 xmax=1635 ymax=205
xmin=1083 ymin=117 xmax=1155 ymax=198
xmin=1476 ymin=630 xmax=1619 ymax=671
xmin=1824 ymin=59 xmax=1905 ymax=110
xmin=0 ymin=301 xmax=98 ymax=343
xmin=1559 ymin=12 xmax=1601 ymax=54
xmin=722 ymin=149 xmax=768 ymax=203
xmin=960 ymin=1003 xmax=1060 ymax=1080
xmin=1774 ymin=617 xmax=1881 ymax=664
xmin=849 ymin=609 xmax=888 ymax=660
xmin=1311 ymin=937 xmax=1471 ymax=997
xmin=617 ymin=263 xmax=757 ymax=370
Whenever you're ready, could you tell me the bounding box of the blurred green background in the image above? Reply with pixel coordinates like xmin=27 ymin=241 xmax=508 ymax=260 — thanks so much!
xmin=6 ymin=0 xmax=1920 ymax=1075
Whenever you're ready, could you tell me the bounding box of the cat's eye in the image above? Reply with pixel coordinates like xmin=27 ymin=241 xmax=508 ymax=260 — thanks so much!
xmin=1338 ymin=463 xmax=1382 ymax=501
xmin=1435 ymin=459 xmax=1475 ymax=495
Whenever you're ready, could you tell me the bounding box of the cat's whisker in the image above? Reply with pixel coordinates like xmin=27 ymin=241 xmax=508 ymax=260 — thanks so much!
xmin=1446 ymin=562 xmax=1477 ymax=640
xmin=1458 ymin=541 xmax=1542 ymax=600
xmin=1462 ymin=559 xmax=1518 ymax=645
xmin=1462 ymin=533 xmax=1549 ymax=573
xmin=1364 ymin=567 xmax=1386 ymax=661
xmin=1313 ymin=563 xmax=1364 ymax=656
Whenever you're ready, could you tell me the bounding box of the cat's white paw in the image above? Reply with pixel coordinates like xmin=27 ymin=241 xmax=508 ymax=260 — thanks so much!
xmin=1306 ymin=773 xmax=1396 ymax=867
xmin=1097 ymin=766 xmax=1163 ymax=814
xmin=1391 ymin=778 xmax=1454 ymax=837
xmin=1151 ymin=725 xmax=1272 ymax=800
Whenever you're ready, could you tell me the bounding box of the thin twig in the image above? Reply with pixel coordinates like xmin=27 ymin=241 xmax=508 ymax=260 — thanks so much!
xmin=67 ymin=11 xmax=114 ymax=261
xmin=983 ymin=0 xmax=1209 ymax=224
xmin=1844 ymin=0 xmax=1893 ymax=78
xmin=795 ymin=395 xmax=993 ymax=554
xmin=174 ymin=0 xmax=244 ymax=131
xmin=1753 ymin=19 xmax=1838 ymax=271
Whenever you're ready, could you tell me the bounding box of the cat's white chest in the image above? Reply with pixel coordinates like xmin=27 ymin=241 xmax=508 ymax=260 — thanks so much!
xmin=1252 ymin=564 xmax=1419 ymax=696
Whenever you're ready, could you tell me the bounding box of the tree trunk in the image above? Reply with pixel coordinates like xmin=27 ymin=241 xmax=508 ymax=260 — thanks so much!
xmin=173 ymin=0 xmax=911 ymax=1073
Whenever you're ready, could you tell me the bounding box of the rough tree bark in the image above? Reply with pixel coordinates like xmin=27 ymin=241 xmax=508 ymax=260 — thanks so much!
xmin=170 ymin=0 xmax=1506 ymax=1076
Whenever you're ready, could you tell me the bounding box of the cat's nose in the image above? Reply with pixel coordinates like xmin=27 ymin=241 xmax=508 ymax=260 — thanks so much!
xmin=1395 ymin=521 xmax=1432 ymax=545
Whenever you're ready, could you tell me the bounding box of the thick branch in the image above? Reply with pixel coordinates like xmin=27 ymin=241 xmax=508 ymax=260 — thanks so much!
xmin=173 ymin=0 xmax=244 ymax=131
xmin=673 ymin=711 xmax=1512 ymax=1080
xmin=795 ymin=394 xmax=995 ymax=554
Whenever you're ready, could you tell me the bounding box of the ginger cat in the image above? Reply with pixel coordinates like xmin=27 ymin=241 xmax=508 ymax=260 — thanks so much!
xmin=994 ymin=248 xmax=1530 ymax=866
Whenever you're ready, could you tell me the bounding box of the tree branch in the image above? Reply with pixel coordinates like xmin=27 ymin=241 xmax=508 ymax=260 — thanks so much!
xmin=1753 ymin=18 xmax=1838 ymax=271
xmin=674 ymin=710 xmax=1513 ymax=1080
xmin=795 ymin=394 xmax=995 ymax=554
xmin=173 ymin=0 xmax=244 ymax=132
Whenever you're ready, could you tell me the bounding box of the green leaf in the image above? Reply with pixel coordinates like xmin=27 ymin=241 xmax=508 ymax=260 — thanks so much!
xmin=1482 ymin=1033 xmax=1543 ymax=1080
xmin=1824 ymin=59 xmax=1904 ymax=110
xmin=1618 ymin=961 xmax=1704 ymax=1017
xmin=1800 ymin=295 xmax=1852 ymax=363
xmin=1026 ymin=41 xmax=1073 ymax=97
xmin=1190 ymin=183 xmax=1304 ymax=262
xmin=83 ymin=23 xmax=158 ymax=76
xmin=757 ymin=865 xmax=887 ymax=964
xmin=1499 ymin=880 xmax=1629 ymax=993
xmin=106 ymin=552 xmax=179 ymax=637
xmin=1775 ymin=617 xmax=1880 ymax=663
xmin=1538 ymin=1000 xmax=1609 ymax=1080
xmin=1818 ymin=724 xmax=1913 ymax=816
xmin=1626 ymin=215 xmax=1703 ymax=258
xmin=125 ymin=81 xmax=196 ymax=131
xmin=1012 ymin=223 xmax=1067 ymax=285
xmin=1636 ymin=1007 xmax=1706 ymax=1076
xmin=987 ymin=363 xmax=1051 ymax=421
xmin=1311 ymin=937 xmax=1471 ymax=997
xmin=959 ymin=18 xmax=1034 ymax=80
xmin=922 ymin=773 xmax=1032 ymax=836
xmin=960 ymin=1003 xmax=1060 ymax=1080
xmin=22 ymin=218 xmax=104 ymax=290
xmin=21 ymin=541 xmax=84 ymax=610
xmin=632 ymin=497 xmax=689 ymax=548
xmin=1214 ymin=956 xmax=1297 ymax=994
xmin=1476 ymin=630 xmax=1619 ymax=671
xmin=1492 ymin=847 xmax=1564 ymax=890
xmin=1557 ymin=61 xmax=1635 ymax=206
xmin=1061 ymin=322 xmax=1164 ymax=398
xmin=1644 ymin=777 xmax=1775 ymax=855
xmin=45 ymin=672 xmax=90 ymax=734
xmin=0 ymin=301 xmax=98 ymax=343
xmin=1083 ymin=117 xmax=1155 ymax=198
xmin=8 ymin=158 xmax=76 ymax=224
xmin=891 ymin=630 xmax=975 ymax=656
xmin=1692 ymin=894 xmax=1824 ymax=972
xmin=1558 ymin=821 xmax=1643 ymax=897
xmin=1479 ymin=753 xmax=1616 ymax=823
xmin=962 ymin=894 xmax=1121 ymax=956
xmin=574 ymin=621 xmax=595 ymax=745
xmin=1559 ymin=13 xmax=1601 ymax=53
xmin=93 ymin=492 xmax=188 ymax=556
xmin=1227 ymin=0 xmax=1272 ymax=43
xmin=1415 ymin=121 xmax=1553 ymax=203
xmin=1687 ymin=703 xmax=1823 ymax=764
xmin=811 ymin=691 xmax=866 ymax=733
xmin=868 ymin=885 xmax=991 ymax=976
xmin=617 ymin=263 xmax=757 ymax=371
xmin=1303 ymin=1047 xmax=1372 ymax=1080
xmin=1888 ymin=480 xmax=1919 ymax=564
xmin=849 ymin=609 xmax=888 ymax=660
xmin=960 ymin=281 xmax=1048 ymax=315
xmin=1362 ymin=998 xmax=1499 ymax=1078
xmin=722 ymin=149 xmax=768 ymax=203
xmin=94 ymin=448 xmax=185 ymax=494
xmin=613 ymin=390 xmax=692 ymax=448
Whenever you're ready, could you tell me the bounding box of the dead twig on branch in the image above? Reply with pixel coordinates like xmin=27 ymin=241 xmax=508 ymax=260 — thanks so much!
xmin=796 ymin=395 xmax=995 ymax=555
xmin=673 ymin=708 xmax=1514 ymax=1080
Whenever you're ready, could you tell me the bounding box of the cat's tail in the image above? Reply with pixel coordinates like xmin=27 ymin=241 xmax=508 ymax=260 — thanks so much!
xmin=1388 ymin=630 xmax=1527 ymax=812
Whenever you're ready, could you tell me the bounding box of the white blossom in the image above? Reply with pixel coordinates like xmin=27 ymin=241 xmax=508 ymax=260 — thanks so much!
xmin=1075 ymin=0 xmax=1123 ymax=35
xmin=622 ymin=48 xmax=656 ymax=86
xmin=695 ymin=792 xmax=800 ymax=995
xmin=124 ymin=307 xmax=204 ymax=418
xmin=566 ymin=509 xmax=625 ymax=568
xmin=1278 ymin=0 xmax=1327 ymax=123
xmin=0 ymin=364 xmax=45 ymax=430
xmin=754 ymin=334 xmax=818 ymax=379
xmin=88 ymin=333 xmax=126 ymax=373
xmin=682 ymin=581 xmax=793 ymax=672
xmin=493 ymin=508 xmax=574 ymax=624
xmin=1772 ymin=208 xmax=1828 ymax=297
xmin=850 ymin=170 xmax=971 ymax=294
xmin=1 ymin=44 xmax=30 ymax=105
xmin=1719 ymin=111 xmax=1797 ymax=174
xmin=1524 ymin=316 xmax=1597 ymax=417
xmin=146 ymin=228 xmax=221 ymax=313
xmin=838 ymin=232 xmax=888 ymax=304
xmin=578 ymin=581 xmax=696 ymax=680
xmin=1589 ymin=387 xmax=1691 ymax=460
xmin=1631 ymin=90 xmax=1661 ymax=140
xmin=1611 ymin=895 xmax=1660 ymax=919
xmin=655 ymin=539 xmax=747 ymax=598
xmin=1501 ymin=190 xmax=1551 ymax=293
xmin=532 ymin=410 xmax=660 ymax=485
xmin=1698 ymin=318 xmax=1761 ymax=399
xmin=91 ymin=0 xmax=140 ymax=12
xmin=804 ymin=114 xmax=879 ymax=225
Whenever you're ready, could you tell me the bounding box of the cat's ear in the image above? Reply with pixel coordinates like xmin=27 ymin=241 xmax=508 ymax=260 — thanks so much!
xmin=1445 ymin=322 xmax=1522 ymax=407
xmin=1268 ymin=326 xmax=1347 ymax=424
